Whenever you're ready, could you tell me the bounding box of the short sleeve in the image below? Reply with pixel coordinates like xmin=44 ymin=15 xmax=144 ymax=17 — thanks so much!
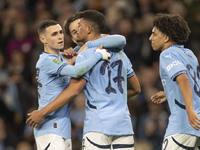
xmin=42 ymin=56 xmax=67 ymax=75
xmin=160 ymin=51 xmax=187 ymax=80
xmin=74 ymin=46 xmax=81 ymax=52
xmin=125 ymin=53 xmax=135 ymax=78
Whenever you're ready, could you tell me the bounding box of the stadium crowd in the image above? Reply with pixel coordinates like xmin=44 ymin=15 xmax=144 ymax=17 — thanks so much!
xmin=0 ymin=0 xmax=200 ymax=149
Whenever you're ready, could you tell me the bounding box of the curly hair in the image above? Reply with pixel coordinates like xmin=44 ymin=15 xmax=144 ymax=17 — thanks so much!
xmin=63 ymin=10 xmax=105 ymax=37
xmin=153 ymin=13 xmax=191 ymax=44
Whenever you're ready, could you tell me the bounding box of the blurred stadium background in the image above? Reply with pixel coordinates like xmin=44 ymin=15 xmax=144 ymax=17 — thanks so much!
xmin=0 ymin=0 xmax=200 ymax=149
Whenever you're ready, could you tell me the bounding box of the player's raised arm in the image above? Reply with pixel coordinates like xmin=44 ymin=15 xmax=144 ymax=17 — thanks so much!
xmin=59 ymin=45 xmax=111 ymax=78
xmin=85 ymin=34 xmax=126 ymax=52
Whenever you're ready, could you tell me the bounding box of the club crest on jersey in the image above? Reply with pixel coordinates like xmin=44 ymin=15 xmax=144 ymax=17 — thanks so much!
xmin=62 ymin=76 xmax=70 ymax=83
xmin=166 ymin=60 xmax=181 ymax=71
xmin=52 ymin=58 xmax=62 ymax=65
xmin=162 ymin=79 xmax=166 ymax=86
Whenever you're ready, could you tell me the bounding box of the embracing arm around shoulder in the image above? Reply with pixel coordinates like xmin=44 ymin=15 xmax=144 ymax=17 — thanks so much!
xmin=60 ymin=52 xmax=102 ymax=78
xmin=26 ymin=78 xmax=86 ymax=128
xmin=127 ymin=74 xmax=141 ymax=98
xmin=60 ymin=45 xmax=111 ymax=78
xmin=86 ymin=34 xmax=126 ymax=52
xmin=41 ymin=78 xmax=86 ymax=115
xmin=176 ymin=73 xmax=200 ymax=130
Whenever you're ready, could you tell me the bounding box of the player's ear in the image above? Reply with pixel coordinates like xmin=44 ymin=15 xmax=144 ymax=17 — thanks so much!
xmin=40 ymin=35 xmax=47 ymax=44
xmin=164 ymin=35 xmax=170 ymax=43
xmin=87 ymin=25 xmax=92 ymax=34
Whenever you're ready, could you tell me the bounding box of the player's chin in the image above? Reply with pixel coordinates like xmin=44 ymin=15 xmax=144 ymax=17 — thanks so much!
xmin=152 ymin=46 xmax=158 ymax=51
xmin=57 ymin=45 xmax=64 ymax=49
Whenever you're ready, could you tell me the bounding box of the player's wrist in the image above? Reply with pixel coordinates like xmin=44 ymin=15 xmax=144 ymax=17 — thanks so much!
xmin=186 ymin=106 xmax=193 ymax=112
xmin=94 ymin=51 xmax=103 ymax=59
xmin=40 ymin=108 xmax=47 ymax=117
xmin=95 ymin=48 xmax=111 ymax=61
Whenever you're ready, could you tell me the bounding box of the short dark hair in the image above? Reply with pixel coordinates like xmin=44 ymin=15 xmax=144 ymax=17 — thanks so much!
xmin=38 ymin=20 xmax=59 ymax=35
xmin=63 ymin=14 xmax=80 ymax=37
xmin=63 ymin=10 xmax=105 ymax=37
xmin=153 ymin=13 xmax=191 ymax=44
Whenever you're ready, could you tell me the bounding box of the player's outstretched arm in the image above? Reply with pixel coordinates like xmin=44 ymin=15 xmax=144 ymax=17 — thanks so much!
xmin=59 ymin=45 xmax=110 ymax=78
xmin=86 ymin=34 xmax=126 ymax=52
xmin=151 ymin=91 xmax=167 ymax=104
xmin=176 ymin=73 xmax=200 ymax=130
xmin=26 ymin=78 xmax=86 ymax=128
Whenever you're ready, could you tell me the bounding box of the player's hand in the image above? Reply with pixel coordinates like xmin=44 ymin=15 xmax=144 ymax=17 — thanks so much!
xmin=151 ymin=91 xmax=167 ymax=104
xmin=26 ymin=110 xmax=45 ymax=128
xmin=62 ymin=48 xmax=78 ymax=65
xmin=95 ymin=44 xmax=111 ymax=62
xmin=187 ymin=109 xmax=200 ymax=130
xmin=62 ymin=47 xmax=77 ymax=59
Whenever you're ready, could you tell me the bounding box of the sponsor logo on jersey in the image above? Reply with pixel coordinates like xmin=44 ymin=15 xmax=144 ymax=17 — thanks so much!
xmin=62 ymin=76 xmax=71 ymax=83
xmin=166 ymin=61 xmax=181 ymax=71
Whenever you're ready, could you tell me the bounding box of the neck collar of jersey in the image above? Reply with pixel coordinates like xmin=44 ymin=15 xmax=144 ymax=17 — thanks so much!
xmin=43 ymin=52 xmax=63 ymax=61
xmin=169 ymin=44 xmax=184 ymax=48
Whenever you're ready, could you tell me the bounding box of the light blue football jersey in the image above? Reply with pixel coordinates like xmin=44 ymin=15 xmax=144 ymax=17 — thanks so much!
xmin=159 ymin=45 xmax=200 ymax=137
xmin=76 ymin=48 xmax=135 ymax=136
xmin=34 ymin=50 xmax=105 ymax=139
xmin=34 ymin=52 xmax=72 ymax=139
xmin=34 ymin=34 xmax=126 ymax=139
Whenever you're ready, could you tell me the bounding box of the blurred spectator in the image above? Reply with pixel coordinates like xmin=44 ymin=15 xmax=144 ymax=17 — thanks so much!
xmin=71 ymin=92 xmax=85 ymax=144
xmin=136 ymin=87 xmax=168 ymax=150
xmin=0 ymin=52 xmax=8 ymax=75
xmin=135 ymin=139 xmax=154 ymax=150
xmin=0 ymin=117 xmax=15 ymax=150
xmin=105 ymin=0 xmax=134 ymax=34
xmin=118 ymin=18 xmax=143 ymax=70
xmin=6 ymin=22 xmax=34 ymax=61
xmin=16 ymin=140 xmax=33 ymax=150
xmin=8 ymin=50 xmax=32 ymax=84
xmin=70 ymin=92 xmax=85 ymax=150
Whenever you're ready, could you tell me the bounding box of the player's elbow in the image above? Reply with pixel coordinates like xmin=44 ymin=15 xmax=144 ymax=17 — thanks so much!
xmin=72 ymin=74 xmax=81 ymax=78
xmin=121 ymin=36 xmax=126 ymax=46
xmin=70 ymin=71 xmax=84 ymax=78
xmin=133 ymin=87 xmax=141 ymax=95
xmin=117 ymin=35 xmax=126 ymax=44
xmin=135 ymin=87 xmax=141 ymax=94
xmin=128 ymin=87 xmax=141 ymax=98
xmin=71 ymin=69 xmax=86 ymax=78
xmin=118 ymin=36 xmax=126 ymax=49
